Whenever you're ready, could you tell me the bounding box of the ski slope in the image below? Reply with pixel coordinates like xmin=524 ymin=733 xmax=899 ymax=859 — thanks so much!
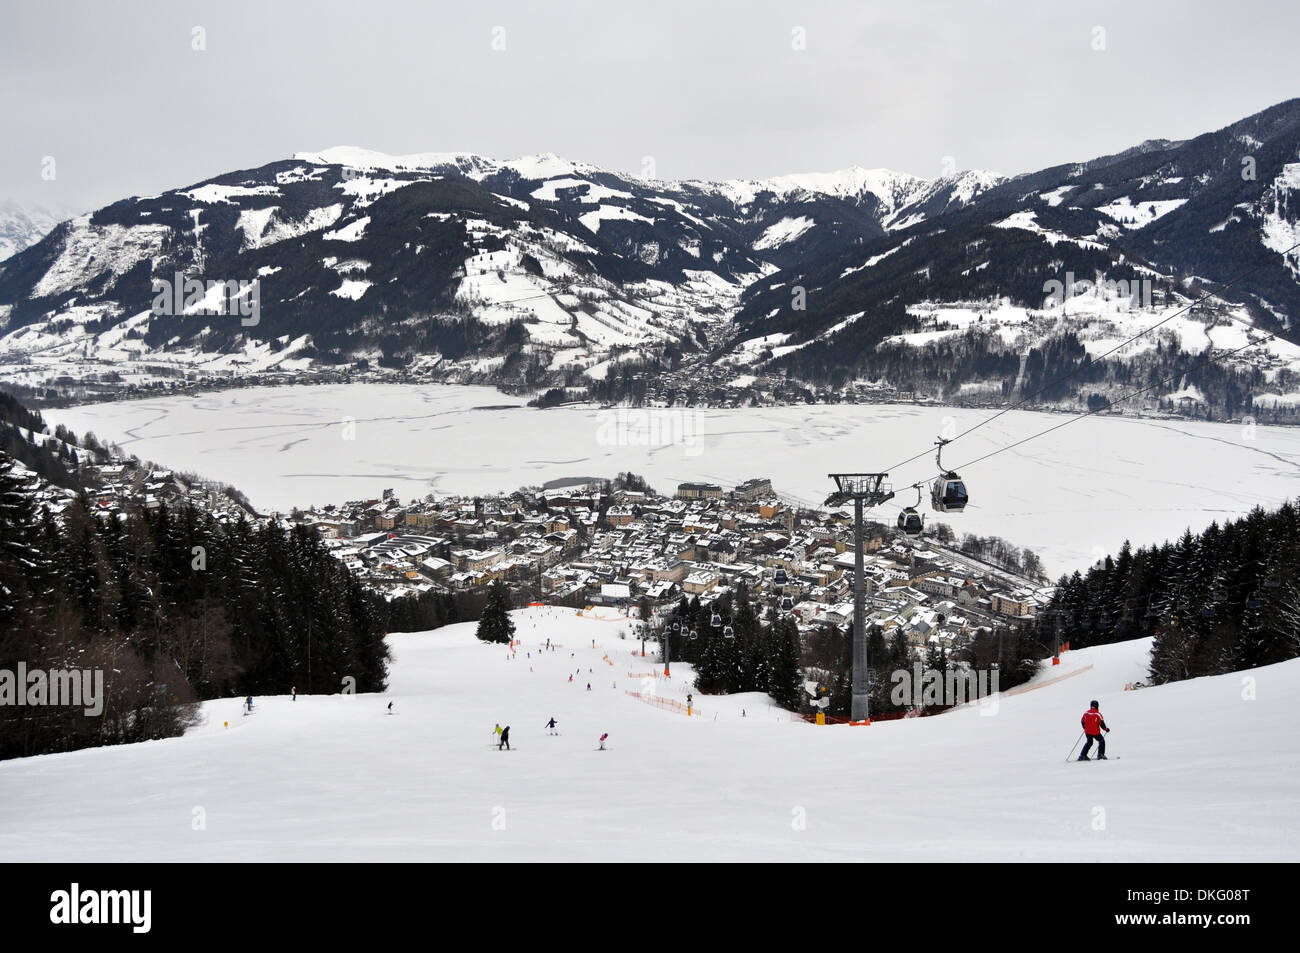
xmin=1 ymin=607 xmax=1296 ymax=862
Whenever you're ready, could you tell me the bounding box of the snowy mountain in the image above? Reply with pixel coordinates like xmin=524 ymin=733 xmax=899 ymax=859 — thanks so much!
xmin=0 ymin=200 xmax=66 ymax=262
xmin=0 ymin=144 xmax=998 ymax=397
xmin=3 ymin=99 xmax=1300 ymax=413
xmin=728 ymin=99 xmax=1300 ymax=415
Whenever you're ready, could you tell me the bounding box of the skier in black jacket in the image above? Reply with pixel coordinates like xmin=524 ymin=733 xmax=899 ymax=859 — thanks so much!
xmin=499 ymin=725 xmax=511 ymax=750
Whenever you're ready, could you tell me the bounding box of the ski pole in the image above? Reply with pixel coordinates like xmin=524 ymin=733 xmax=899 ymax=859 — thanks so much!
xmin=1065 ymin=731 xmax=1084 ymax=762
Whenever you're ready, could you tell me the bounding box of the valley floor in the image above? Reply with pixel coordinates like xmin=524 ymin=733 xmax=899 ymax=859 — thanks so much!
xmin=44 ymin=384 xmax=1300 ymax=574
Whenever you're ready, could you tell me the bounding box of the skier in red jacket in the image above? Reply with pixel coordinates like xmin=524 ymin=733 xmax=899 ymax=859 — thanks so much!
xmin=1078 ymin=700 xmax=1110 ymax=760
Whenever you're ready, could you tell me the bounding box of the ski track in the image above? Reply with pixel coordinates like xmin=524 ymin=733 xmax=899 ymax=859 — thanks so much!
xmin=0 ymin=609 xmax=1295 ymax=862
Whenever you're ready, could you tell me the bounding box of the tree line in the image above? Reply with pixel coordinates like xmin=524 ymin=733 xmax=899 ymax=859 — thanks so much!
xmin=656 ymin=583 xmax=805 ymax=711
xmin=1045 ymin=500 xmax=1300 ymax=684
xmin=0 ymin=447 xmax=390 ymax=761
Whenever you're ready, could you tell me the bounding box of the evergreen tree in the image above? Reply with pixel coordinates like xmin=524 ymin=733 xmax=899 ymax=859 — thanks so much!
xmin=765 ymin=615 xmax=803 ymax=710
xmin=476 ymin=579 xmax=516 ymax=644
xmin=1149 ymin=614 xmax=1193 ymax=684
xmin=0 ymin=450 xmax=45 ymax=628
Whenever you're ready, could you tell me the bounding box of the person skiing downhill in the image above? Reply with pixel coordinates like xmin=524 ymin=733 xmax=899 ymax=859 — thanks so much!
xmin=1078 ymin=700 xmax=1110 ymax=760
xmin=545 ymin=717 xmax=558 ymax=735
xmin=499 ymin=725 xmax=511 ymax=750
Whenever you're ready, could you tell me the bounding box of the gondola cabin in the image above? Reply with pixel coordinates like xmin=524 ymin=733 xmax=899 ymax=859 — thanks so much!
xmin=897 ymin=507 xmax=924 ymax=535
xmin=931 ymin=472 xmax=968 ymax=512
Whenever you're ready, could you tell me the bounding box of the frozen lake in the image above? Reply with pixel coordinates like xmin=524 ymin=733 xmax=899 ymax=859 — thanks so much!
xmin=47 ymin=383 xmax=1300 ymax=576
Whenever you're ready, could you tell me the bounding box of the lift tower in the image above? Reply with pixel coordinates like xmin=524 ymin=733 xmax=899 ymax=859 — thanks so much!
xmin=825 ymin=473 xmax=894 ymax=722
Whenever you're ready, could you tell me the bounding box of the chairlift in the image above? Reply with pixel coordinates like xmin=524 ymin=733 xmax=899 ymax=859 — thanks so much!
xmin=779 ymin=596 xmax=794 ymax=612
xmin=723 ymin=625 xmax=735 ymax=639
xmin=773 ymin=568 xmax=789 ymax=586
xmin=688 ymin=628 xmax=698 ymax=641
xmin=930 ymin=438 xmax=969 ymax=513
xmin=710 ymin=613 xmax=722 ymax=628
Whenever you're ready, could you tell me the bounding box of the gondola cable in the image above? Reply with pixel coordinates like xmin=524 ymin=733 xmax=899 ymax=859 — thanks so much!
xmin=881 ymin=235 xmax=1300 ymax=474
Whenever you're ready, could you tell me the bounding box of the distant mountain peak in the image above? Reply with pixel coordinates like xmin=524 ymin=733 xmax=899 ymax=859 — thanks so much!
xmin=292 ymin=147 xmax=601 ymax=182
xmin=0 ymin=200 xmax=71 ymax=262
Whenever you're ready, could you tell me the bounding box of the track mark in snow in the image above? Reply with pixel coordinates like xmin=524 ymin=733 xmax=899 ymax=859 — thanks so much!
xmin=1141 ymin=422 xmax=1300 ymax=473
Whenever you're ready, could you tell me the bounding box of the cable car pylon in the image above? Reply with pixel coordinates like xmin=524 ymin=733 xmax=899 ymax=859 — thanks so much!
xmin=825 ymin=473 xmax=894 ymax=724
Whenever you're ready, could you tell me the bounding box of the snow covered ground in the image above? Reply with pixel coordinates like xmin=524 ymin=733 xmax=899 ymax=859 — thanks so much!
xmin=46 ymin=383 xmax=1300 ymax=574
xmin=0 ymin=607 xmax=1295 ymax=862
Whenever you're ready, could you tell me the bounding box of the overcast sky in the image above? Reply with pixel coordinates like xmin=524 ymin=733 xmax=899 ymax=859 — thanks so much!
xmin=3 ymin=0 xmax=1299 ymax=214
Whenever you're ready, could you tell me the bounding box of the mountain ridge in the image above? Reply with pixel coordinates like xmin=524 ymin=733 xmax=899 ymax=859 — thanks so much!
xmin=2 ymin=99 xmax=1299 ymax=419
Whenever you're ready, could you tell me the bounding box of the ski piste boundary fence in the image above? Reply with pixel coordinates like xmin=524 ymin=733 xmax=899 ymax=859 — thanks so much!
xmin=577 ymin=605 xmax=633 ymax=622
xmin=625 ymin=691 xmax=698 ymax=716
xmin=791 ymin=707 xmax=951 ymax=725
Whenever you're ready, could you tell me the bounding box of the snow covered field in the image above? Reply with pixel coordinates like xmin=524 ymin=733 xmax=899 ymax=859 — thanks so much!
xmin=46 ymin=383 xmax=1300 ymax=574
xmin=1 ymin=607 xmax=1295 ymax=862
